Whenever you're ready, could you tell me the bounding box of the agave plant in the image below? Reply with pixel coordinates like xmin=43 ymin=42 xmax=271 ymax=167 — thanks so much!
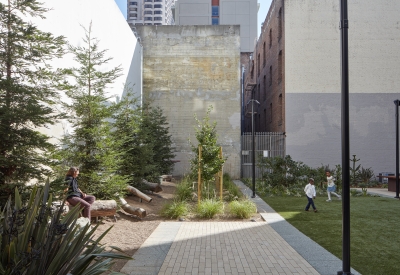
xmin=0 ymin=180 xmax=131 ymax=275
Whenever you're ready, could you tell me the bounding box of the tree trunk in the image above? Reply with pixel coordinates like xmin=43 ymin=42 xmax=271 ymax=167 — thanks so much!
xmin=90 ymin=200 xmax=117 ymax=218
xmin=119 ymin=197 xmax=147 ymax=218
xmin=142 ymin=179 xmax=163 ymax=193
xmin=127 ymin=186 xmax=153 ymax=202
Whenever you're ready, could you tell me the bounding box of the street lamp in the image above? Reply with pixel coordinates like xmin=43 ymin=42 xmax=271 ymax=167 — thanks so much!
xmin=247 ymin=98 xmax=260 ymax=198
xmin=395 ymin=99 xmax=400 ymax=198
xmin=339 ymin=0 xmax=352 ymax=274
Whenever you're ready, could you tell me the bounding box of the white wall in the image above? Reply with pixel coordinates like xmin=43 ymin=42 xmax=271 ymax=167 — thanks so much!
xmin=29 ymin=0 xmax=142 ymax=141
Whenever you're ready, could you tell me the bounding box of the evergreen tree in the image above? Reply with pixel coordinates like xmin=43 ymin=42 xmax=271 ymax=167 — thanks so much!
xmin=0 ymin=0 xmax=66 ymax=187
xmin=58 ymin=23 xmax=126 ymax=199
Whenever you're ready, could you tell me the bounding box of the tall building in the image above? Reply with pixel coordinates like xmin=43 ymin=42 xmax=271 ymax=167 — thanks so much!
xmin=174 ymin=0 xmax=257 ymax=53
xmin=127 ymin=0 xmax=176 ymax=28
xmin=244 ymin=0 xmax=400 ymax=175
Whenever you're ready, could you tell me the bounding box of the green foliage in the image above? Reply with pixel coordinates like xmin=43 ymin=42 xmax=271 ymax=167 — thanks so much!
xmin=57 ymin=23 xmax=127 ymax=200
xmin=0 ymin=0 xmax=66 ymax=189
xmin=350 ymin=155 xmax=361 ymax=186
xmin=174 ymin=177 xmax=194 ymax=202
xmin=112 ymin=95 xmax=175 ymax=188
xmin=227 ymin=200 xmax=256 ymax=219
xmin=263 ymin=196 xmax=400 ymax=275
xmin=0 ymin=180 xmax=130 ymax=274
xmin=196 ymin=199 xmax=224 ymax=219
xmin=358 ymin=167 xmax=374 ymax=185
xmin=161 ymin=201 xmax=190 ymax=219
xmin=190 ymin=106 xmax=225 ymax=199
xmin=222 ymin=173 xmax=243 ymax=201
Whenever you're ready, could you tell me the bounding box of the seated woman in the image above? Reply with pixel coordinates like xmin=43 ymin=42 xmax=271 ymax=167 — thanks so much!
xmin=65 ymin=167 xmax=96 ymax=221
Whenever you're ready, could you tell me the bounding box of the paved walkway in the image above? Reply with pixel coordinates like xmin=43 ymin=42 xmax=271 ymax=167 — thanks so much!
xmin=121 ymin=181 xmax=367 ymax=275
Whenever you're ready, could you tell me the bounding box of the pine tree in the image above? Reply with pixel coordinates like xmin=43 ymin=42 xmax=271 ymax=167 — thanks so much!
xmin=0 ymin=0 xmax=66 ymax=187
xmin=58 ymin=23 xmax=126 ymax=199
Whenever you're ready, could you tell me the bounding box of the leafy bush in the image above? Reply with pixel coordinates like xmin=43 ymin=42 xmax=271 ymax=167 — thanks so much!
xmin=196 ymin=199 xmax=224 ymax=219
xmin=227 ymin=200 xmax=256 ymax=219
xmin=222 ymin=173 xmax=243 ymax=201
xmin=0 ymin=181 xmax=130 ymax=274
xmin=161 ymin=201 xmax=190 ymax=219
xmin=175 ymin=178 xmax=194 ymax=202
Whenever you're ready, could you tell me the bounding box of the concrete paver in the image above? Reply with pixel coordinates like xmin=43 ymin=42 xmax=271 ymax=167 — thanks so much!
xmin=121 ymin=180 xmax=371 ymax=275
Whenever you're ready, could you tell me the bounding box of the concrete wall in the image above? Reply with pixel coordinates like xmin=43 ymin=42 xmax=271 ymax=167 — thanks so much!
xmin=136 ymin=25 xmax=241 ymax=178
xmin=285 ymin=0 xmax=400 ymax=174
xmin=31 ymin=0 xmax=142 ymax=142
xmin=175 ymin=0 xmax=257 ymax=53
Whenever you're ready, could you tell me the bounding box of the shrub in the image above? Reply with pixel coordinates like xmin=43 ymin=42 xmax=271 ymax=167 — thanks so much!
xmin=222 ymin=173 xmax=243 ymax=201
xmin=175 ymin=178 xmax=194 ymax=202
xmin=161 ymin=201 xmax=190 ymax=219
xmin=0 ymin=180 xmax=130 ymax=274
xmin=228 ymin=200 xmax=257 ymax=219
xmin=196 ymin=199 xmax=224 ymax=219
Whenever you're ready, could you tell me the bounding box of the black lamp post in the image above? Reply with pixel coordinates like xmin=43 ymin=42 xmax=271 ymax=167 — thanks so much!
xmin=339 ymin=0 xmax=352 ymax=274
xmin=395 ymin=100 xmax=400 ymax=199
xmin=248 ymin=96 xmax=259 ymax=198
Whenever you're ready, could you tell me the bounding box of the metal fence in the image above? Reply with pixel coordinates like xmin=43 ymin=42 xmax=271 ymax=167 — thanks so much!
xmin=241 ymin=132 xmax=286 ymax=178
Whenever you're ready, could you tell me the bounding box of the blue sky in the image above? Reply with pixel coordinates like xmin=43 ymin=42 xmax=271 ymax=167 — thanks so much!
xmin=114 ymin=0 xmax=272 ymax=36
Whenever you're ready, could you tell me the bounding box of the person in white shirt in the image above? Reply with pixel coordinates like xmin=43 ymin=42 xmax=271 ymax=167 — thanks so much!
xmin=304 ymin=178 xmax=317 ymax=212
xmin=325 ymin=171 xmax=341 ymax=202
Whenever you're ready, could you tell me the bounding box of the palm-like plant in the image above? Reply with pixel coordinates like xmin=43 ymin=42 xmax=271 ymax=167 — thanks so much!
xmin=0 ymin=181 xmax=131 ymax=274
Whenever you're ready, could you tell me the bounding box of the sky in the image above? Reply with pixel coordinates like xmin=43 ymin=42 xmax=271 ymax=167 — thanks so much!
xmin=114 ymin=0 xmax=272 ymax=37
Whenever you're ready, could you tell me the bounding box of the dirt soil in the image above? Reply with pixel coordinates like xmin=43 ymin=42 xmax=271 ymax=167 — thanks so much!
xmin=94 ymin=180 xmax=262 ymax=273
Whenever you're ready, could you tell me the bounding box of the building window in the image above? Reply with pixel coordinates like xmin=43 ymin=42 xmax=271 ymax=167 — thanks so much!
xmin=263 ymin=42 xmax=266 ymax=67
xmin=154 ymin=23 xmax=162 ymax=25
xmin=263 ymin=75 xmax=266 ymax=102
xmin=154 ymin=10 xmax=162 ymax=14
xmin=270 ymin=103 xmax=273 ymax=123
xmin=257 ymin=54 xmax=260 ymax=77
xmin=144 ymin=17 xmax=153 ymax=21
xmin=212 ymin=6 xmax=219 ymax=16
xmin=144 ymin=4 xmax=152 ymax=8
xmin=154 ymin=4 xmax=162 ymax=8
xmin=269 ymin=29 xmax=272 ymax=48
xmin=251 ymin=60 xmax=254 ymax=79
xmin=145 ymin=0 xmax=152 ymax=2
xmin=212 ymin=18 xmax=219 ymax=25
xmin=278 ymin=94 xmax=283 ymax=126
xmin=278 ymin=51 xmax=282 ymax=83
xmin=145 ymin=23 xmax=153 ymax=25
xmin=154 ymin=17 xmax=162 ymax=21
xmin=130 ymin=2 xmax=137 ymax=5
xmin=269 ymin=66 xmax=272 ymax=86
xmin=144 ymin=11 xmax=153 ymax=14
xmin=154 ymin=0 xmax=162 ymax=1
xmin=264 ymin=109 xmax=267 ymax=130
xmin=278 ymin=8 xmax=282 ymax=40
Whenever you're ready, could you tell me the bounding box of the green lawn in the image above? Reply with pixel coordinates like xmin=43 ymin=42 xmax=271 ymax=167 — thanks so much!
xmin=261 ymin=195 xmax=400 ymax=275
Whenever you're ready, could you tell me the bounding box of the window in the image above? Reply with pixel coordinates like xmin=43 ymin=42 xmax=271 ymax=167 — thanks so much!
xmin=251 ymin=60 xmax=254 ymax=79
xmin=145 ymin=0 xmax=152 ymax=2
xmin=154 ymin=23 xmax=162 ymax=25
xmin=154 ymin=4 xmax=162 ymax=8
xmin=269 ymin=29 xmax=272 ymax=48
xmin=144 ymin=4 xmax=152 ymax=8
xmin=278 ymin=94 xmax=283 ymax=126
xmin=263 ymin=42 xmax=266 ymax=67
xmin=263 ymin=75 xmax=266 ymax=102
xmin=154 ymin=17 xmax=162 ymax=21
xmin=154 ymin=10 xmax=162 ymax=14
xmin=278 ymin=51 xmax=282 ymax=83
xmin=278 ymin=8 xmax=282 ymax=40
xmin=145 ymin=23 xmax=153 ymax=25
xmin=269 ymin=66 xmax=272 ymax=86
xmin=130 ymin=2 xmax=137 ymax=5
xmin=154 ymin=0 xmax=162 ymax=2
xmin=257 ymin=54 xmax=260 ymax=77
xmin=144 ymin=17 xmax=153 ymax=21
xmin=270 ymin=103 xmax=273 ymax=123
xmin=212 ymin=18 xmax=219 ymax=25
xmin=129 ymin=8 xmax=137 ymax=11
xmin=212 ymin=6 xmax=219 ymax=16
xmin=144 ymin=11 xmax=153 ymax=14
xmin=264 ymin=109 xmax=267 ymax=130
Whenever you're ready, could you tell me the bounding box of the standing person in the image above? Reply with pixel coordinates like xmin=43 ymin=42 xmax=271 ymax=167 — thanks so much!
xmin=325 ymin=170 xmax=341 ymax=202
xmin=65 ymin=167 xmax=96 ymax=221
xmin=304 ymin=178 xmax=317 ymax=212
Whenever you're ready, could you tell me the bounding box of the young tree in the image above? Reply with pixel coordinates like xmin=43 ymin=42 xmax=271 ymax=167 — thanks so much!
xmin=0 ymin=0 xmax=66 ymax=188
xmin=58 ymin=23 xmax=126 ymax=199
xmin=190 ymin=106 xmax=225 ymax=197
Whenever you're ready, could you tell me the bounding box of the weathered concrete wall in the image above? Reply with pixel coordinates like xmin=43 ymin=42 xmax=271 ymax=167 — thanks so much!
xmin=136 ymin=25 xmax=241 ymax=178
xmin=284 ymin=0 xmax=400 ymax=174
